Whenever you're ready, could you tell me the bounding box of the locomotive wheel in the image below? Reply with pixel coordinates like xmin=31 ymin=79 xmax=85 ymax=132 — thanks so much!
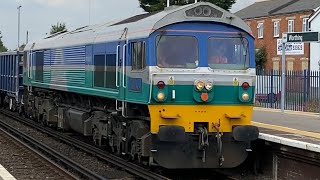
xmin=42 ymin=113 xmax=48 ymax=127
xmin=18 ymin=105 xmax=24 ymax=116
xmin=92 ymin=127 xmax=100 ymax=146
xmin=130 ymin=140 xmax=137 ymax=161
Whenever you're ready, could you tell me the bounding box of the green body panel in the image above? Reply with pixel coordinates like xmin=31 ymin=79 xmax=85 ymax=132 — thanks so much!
xmin=24 ymin=70 xmax=150 ymax=104
xmin=151 ymin=84 xmax=255 ymax=105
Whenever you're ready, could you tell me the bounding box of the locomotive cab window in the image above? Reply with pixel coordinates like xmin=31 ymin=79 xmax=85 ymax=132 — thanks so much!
xmin=208 ymin=37 xmax=249 ymax=70
xmin=131 ymin=42 xmax=146 ymax=71
xmin=156 ymin=35 xmax=198 ymax=68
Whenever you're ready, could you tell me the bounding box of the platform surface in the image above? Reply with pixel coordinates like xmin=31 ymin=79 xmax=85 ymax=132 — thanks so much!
xmin=252 ymin=107 xmax=320 ymax=134
xmin=252 ymin=107 xmax=320 ymax=152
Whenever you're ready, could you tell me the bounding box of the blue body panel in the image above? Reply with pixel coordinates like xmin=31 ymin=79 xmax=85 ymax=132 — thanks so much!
xmin=148 ymin=22 xmax=255 ymax=68
xmin=0 ymin=51 xmax=23 ymax=99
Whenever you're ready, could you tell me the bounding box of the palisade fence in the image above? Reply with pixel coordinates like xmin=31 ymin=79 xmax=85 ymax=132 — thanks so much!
xmin=255 ymin=70 xmax=320 ymax=113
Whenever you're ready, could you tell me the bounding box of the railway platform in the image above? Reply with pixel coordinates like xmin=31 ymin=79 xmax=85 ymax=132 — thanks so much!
xmin=252 ymin=107 xmax=320 ymax=151
xmin=251 ymin=107 xmax=320 ymax=179
xmin=0 ymin=164 xmax=16 ymax=180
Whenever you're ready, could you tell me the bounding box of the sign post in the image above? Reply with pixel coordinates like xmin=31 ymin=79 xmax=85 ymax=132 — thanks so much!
xmin=281 ymin=34 xmax=287 ymax=113
xmin=281 ymin=31 xmax=320 ymax=113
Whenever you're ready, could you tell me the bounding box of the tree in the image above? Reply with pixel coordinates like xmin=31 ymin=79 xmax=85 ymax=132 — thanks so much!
xmin=139 ymin=0 xmax=236 ymax=12
xmin=255 ymin=46 xmax=267 ymax=72
xmin=18 ymin=44 xmax=26 ymax=51
xmin=0 ymin=31 xmax=8 ymax=52
xmin=50 ymin=22 xmax=67 ymax=35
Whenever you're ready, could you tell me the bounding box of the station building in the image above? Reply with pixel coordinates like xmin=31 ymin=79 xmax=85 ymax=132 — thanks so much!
xmin=309 ymin=7 xmax=320 ymax=71
xmin=235 ymin=0 xmax=320 ymax=71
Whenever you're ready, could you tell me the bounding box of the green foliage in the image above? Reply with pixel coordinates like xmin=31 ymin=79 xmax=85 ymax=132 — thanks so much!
xmin=19 ymin=44 xmax=26 ymax=51
xmin=0 ymin=31 xmax=8 ymax=52
xmin=139 ymin=0 xmax=236 ymax=12
xmin=50 ymin=22 xmax=67 ymax=35
xmin=255 ymin=46 xmax=267 ymax=71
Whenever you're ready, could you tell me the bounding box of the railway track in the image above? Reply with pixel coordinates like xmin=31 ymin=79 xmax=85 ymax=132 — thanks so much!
xmin=0 ymin=109 xmax=170 ymax=180
xmin=0 ymin=126 xmax=78 ymax=179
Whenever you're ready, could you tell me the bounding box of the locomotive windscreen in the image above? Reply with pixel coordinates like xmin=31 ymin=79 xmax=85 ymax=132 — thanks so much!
xmin=156 ymin=35 xmax=198 ymax=68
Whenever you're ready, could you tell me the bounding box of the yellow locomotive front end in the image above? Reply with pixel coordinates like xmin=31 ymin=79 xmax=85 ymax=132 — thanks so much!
xmin=146 ymin=4 xmax=259 ymax=168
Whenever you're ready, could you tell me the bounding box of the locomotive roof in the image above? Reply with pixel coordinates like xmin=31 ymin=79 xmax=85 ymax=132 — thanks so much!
xmin=24 ymin=2 xmax=252 ymax=51
xmin=0 ymin=51 xmax=23 ymax=56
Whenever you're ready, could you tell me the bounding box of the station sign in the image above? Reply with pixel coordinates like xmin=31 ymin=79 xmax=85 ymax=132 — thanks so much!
xmin=277 ymin=39 xmax=304 ymax=55
xmin=282 ymin=32 xmax=320 ymax=43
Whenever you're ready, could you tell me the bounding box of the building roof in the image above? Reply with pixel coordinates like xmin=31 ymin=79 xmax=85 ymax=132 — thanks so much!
xmin=309 ymin=6 xmax=320 ymax=22
xmin=235 ymin=0 xmax=320 ymax=19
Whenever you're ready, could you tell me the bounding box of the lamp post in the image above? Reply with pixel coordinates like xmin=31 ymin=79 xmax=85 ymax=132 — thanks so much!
xmin=318 ymin=60 xmax=320 ymax=117
xmin=17 ymin=5 xmax=22 ymax=51
xmin=89 ymin=0 xmax=91 ymax=25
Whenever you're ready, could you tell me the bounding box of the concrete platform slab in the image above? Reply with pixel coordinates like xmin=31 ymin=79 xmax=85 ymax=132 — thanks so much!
xmin=0 ymin=165 xmax=16 ymax=180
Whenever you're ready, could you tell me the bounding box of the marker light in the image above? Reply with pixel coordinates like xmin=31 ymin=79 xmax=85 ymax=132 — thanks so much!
xmin=157 ymin=92 xmax=165 ymax=101
xmin=242 ymin=82 xmax=250 ymax=90
xmin=157 ymin=81 xmax=165 ymax=89
xmin=195 ymin=80 xmax=205 ymax=91
xmin=242 ymin=93 xmax=250 ymax=101
xmin=205 ymin=80 xmax=213 ymax=91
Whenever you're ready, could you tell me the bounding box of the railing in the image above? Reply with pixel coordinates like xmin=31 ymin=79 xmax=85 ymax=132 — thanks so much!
xmin=255 ymin=70 xmax=320 ymax=113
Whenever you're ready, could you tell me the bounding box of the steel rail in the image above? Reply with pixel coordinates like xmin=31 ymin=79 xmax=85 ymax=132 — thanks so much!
xmin=0 ymin=109 xmax=170 ymax=180
xmin=0 ymin=127 xmax=79 ymax=180
xmin=0 ymin=115 xmax=106 ymax=180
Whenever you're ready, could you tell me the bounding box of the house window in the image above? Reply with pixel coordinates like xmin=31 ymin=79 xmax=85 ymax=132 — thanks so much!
xmin=288 ymin=20 xmax=294 ymax=32
xmin=274 ymin=21 xmax=279 ymax=37
xmin=273 ymin=61 xmax=279 ymax=71
xmin=257 ymin=22 xmax=263 ymax=38
xmin=132 ymin=42 xmax=146 ymax=70
xmin=287 ymin=61 xmax=293 ymax=71
xmin=302 ymin=18 xmax=309 ymax=32
xmin=301 ymin=61 xmax=308 ymax=71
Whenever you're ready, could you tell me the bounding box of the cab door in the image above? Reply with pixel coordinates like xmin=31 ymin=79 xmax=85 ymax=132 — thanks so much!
xmin=116 ymin=40 xmax=128 ymax=116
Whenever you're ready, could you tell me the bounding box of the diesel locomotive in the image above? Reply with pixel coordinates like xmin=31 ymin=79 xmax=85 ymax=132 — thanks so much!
xmin=0 ymin=2 xmax=259 ymax=169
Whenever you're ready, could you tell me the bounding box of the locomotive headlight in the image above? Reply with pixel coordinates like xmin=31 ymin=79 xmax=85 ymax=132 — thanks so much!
xmin=195 ymin=80 xmax=205 ymax=91
xmin=242 ymin=93 xmax=250 ymax=101
xmin=203 ymin=6 xmax=212 ymax=16
xmin=157 ymin=92 xmax=165 ymax=101
xmin=185 ymin=5 xmax=223 ymax=18
xmin=194 ymin=7 xmax=203 ymax=16
xmin=205 ymin=80 xmax=213 ymax=91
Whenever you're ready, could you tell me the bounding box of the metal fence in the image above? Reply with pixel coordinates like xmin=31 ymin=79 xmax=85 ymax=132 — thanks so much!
xmin=255 ymin=70 xmax=320 ymax=113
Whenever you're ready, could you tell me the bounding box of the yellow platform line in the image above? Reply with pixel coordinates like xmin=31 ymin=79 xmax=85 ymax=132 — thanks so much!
xmin=253 ymin=107 xmax=320 ymax=117
xmin=252 ymin=121 xmax=320 ymax=139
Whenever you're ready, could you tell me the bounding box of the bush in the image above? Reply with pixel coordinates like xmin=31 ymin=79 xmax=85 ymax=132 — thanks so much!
xmin=255 ymin=46 xmax=267 ymax=71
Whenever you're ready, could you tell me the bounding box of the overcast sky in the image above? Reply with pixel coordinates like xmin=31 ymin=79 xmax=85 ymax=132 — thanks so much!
xmin=0 ymin=0 xmax=255 ymax=50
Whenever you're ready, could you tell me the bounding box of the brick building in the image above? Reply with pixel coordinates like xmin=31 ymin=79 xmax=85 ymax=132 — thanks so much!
xmin=235 ymin=0 xmax=320 ymax=71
